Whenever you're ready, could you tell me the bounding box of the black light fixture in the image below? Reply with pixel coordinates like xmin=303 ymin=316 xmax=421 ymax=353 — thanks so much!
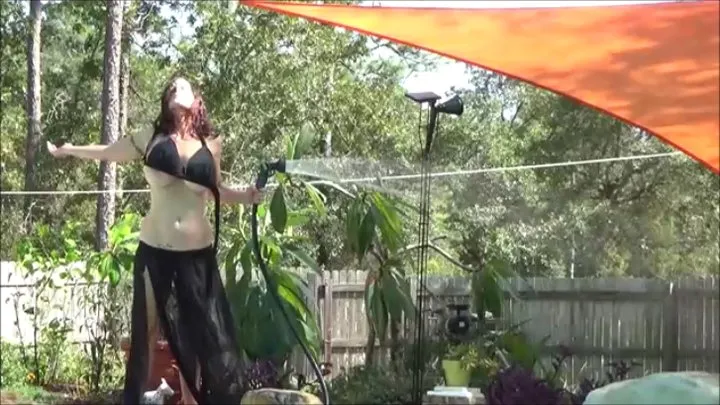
xmin=404 ymin=91 xmax=442 ymax=105
xmin=436 ymin=94 xmax=464 ymax=116
xmin=404 ymin=90 xmax=464 ymax=404
xmin=404 ymin=91 xmax=464 ymax=154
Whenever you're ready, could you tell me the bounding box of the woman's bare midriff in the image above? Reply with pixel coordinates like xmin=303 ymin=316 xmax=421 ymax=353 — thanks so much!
xmin=138 ymin=184 xmax=214 ymax=251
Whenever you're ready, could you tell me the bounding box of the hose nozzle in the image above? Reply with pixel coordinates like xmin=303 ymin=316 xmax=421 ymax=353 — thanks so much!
xmin=255 ymin=158 xmax=286 ymax=190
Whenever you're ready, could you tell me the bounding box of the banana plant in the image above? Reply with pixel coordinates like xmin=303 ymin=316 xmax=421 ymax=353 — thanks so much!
xmin=345 ymin=190 xmax=417 ymax=365
xmin=223 ymin=126 xmax=327 ymax=368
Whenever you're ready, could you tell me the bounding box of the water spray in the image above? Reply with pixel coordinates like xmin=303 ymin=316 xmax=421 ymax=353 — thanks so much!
xmin=250 ymin=158 xmax=331 ymax=405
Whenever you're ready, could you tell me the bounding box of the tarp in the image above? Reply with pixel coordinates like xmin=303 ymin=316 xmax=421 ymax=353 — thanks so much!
xmin=240 ymin=0 xmax=720 ymax=174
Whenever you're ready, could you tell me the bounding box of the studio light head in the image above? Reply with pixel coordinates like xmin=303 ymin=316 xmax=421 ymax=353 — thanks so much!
xmin=436 ymin=94 xmax=464 ymax=116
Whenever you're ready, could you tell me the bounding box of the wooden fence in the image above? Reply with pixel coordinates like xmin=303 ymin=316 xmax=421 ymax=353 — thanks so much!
xmin=2 ymin=261 xmax=718 ymax=383
xmin=302 ymin=271 xmax=719 ymax=381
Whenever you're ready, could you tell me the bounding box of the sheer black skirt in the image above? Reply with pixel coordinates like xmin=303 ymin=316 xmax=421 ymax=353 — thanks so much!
xmin=122 ymin=241 xmax=246 ymax=404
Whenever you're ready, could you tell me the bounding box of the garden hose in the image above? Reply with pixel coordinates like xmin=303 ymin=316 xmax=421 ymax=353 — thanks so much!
xmin=250 ymin=159 xmax=330 ymax=405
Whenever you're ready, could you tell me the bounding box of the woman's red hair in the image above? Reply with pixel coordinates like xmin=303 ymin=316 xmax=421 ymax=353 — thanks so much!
xmin=153 ymin=79 xmax=216 ymax=140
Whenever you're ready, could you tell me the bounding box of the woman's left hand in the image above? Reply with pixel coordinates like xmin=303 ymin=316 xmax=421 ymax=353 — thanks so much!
xmin=245 ymin=186 xmax=264 ymax=205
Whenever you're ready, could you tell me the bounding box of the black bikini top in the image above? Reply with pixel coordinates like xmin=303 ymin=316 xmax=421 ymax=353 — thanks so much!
xmin=143 ymin=133 xmax=221 ymax=253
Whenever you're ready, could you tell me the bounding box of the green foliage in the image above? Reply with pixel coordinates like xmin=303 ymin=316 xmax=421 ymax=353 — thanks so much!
xmin=10 ymin=222 xmax=89 ymax=388
xmin=223 ymin=135 xmax=325 ymax=366
xmin=5 ymin=216 xmax=133 ymax=393
xmin=470 ymin=255 xmax=519 ymax=320
xmin=323 ymin=365 xmax=437 ymax=405
xmin=345 ymin=189 xmax=417 ymax=350
xmin=78 ymin=215 xmax=137 ymax=392
xmin=270 ymin=185 xmax=288 ymax=234
xmin=445 ymin=342 xmax=483 ymax=371
xmin=85 ymin=213 xmax=140 ymax=285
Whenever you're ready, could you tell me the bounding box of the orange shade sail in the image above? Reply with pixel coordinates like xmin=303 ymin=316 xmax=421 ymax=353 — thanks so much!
xmin=240 ymin=1 xmax=720 ymax=174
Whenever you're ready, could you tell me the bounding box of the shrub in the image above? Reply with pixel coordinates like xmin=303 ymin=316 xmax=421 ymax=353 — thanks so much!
xmin=486 ymin=365 xmax=565 ymax=405
xmin=323 ymin=365 xmax=438 ymax=405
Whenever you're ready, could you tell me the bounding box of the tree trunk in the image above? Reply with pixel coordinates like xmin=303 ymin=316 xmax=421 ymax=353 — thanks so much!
xmin=116 ymin=10 xmax=131 ymax=202
xmin=23 ymin=0 xmax=42 ymax=226
xmin=316 ymin=130 xmax=333 ymax=267
xmin=95 ymin=0 xmax=124 ymax=250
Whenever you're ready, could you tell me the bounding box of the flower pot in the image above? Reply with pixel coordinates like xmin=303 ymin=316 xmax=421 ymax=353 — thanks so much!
xmin=442 ymin=359 xmax=472 ymax=387
xmin=120 ymin=336 xmax=182 ymax=404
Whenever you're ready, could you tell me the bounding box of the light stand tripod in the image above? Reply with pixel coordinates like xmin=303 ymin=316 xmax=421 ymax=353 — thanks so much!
xmin=404 ymin=91 xmax=464 ymax=404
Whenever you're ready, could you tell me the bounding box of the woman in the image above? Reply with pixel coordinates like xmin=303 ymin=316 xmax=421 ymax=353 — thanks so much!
xmin=48 ymin=77 xmax=260 ymax=404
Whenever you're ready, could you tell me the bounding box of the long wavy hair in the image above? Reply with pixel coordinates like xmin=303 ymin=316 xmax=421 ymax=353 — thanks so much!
xmin=152 ymin=78 xmax=216 ymax=140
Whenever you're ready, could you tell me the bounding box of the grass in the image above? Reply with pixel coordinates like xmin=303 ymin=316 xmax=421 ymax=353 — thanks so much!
xmin=0 ymin=385 xmax=63 ymax=404
xmin=0 ymin=384 xmax=122 ymax=405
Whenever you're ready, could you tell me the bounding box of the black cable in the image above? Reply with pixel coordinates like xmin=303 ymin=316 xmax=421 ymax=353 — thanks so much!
xmin=250 ymin=201 xmax=330 ymax=405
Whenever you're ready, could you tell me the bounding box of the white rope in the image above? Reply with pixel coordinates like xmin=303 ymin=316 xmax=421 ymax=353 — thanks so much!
xmin=0 ymin=151 xmax=684 ymax=196
xmin=337 ymin=151 xmax=685 ymax=184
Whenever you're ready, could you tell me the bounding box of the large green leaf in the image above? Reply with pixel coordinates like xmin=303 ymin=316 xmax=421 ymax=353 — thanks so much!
xmin=224 ymin=238 xmax=244 ymax=287
xmin=313 ymin=180 xmax=356 ymax=198
xmin=369 ymin=202 xmax=402 ymax=253
xmin=239 ymin=239 xmax=254 ymax=274
xmin=345 ymin=198 xmax=362 ymax=254
xmin=293 ymin=122 xmax=316 ymax=159
xmin=256 ymin=203 xmax=267 ymax=219
xmin=304 ymin=182 xmax=327 ymax=215
xmin=380 ymin=272 xmax=404 ymax=321
xmin=472 ymin=265 xmax=504 ymax=319
xmin=357 ymin=208 xmax=376 ymax=262
xmin=108 ymin=258 xmax=121 ymax=286
xmin=364 ymin=279 xmax=388 ymax=343
xmin=276 ymin=268 xmax=311 ymax=301
xmin=286 ymin=210 xmax=312 ymax=228
xmin=371 ymin=192 xmax=403 ymax=236
xmin=386 ymin=268 xmax=416 ymax=318
xmin=278 ymin=284 xmax=310 ymax=321
xmin=283 ymin=242 xmax=321 ymax=275
xmin=260 ymin=236 xmax=283 ymax=267
xmin=270 ymin=185 xmax=288 ymax=234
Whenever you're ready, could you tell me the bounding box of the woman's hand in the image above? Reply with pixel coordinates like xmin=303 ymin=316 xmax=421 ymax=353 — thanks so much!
xmin=245 ymin=186 xmax=264 ymax=205
xmin=47 ymin=141 xmax=72 ymax=158
xmin=218 ymin=184 xmax=265 ymax=205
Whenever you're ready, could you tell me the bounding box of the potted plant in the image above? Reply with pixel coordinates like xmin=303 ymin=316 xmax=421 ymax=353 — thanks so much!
xmin=442 ymin=342 xmax=482 ymax=387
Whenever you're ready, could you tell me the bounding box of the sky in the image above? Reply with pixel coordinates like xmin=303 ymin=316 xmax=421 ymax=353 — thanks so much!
xmin=362 ymin=0 xmax=668 ymax=95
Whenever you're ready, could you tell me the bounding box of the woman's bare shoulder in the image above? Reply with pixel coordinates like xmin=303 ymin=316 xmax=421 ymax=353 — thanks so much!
xmin=130 ymin=126 xmax=155 ymax=151
xmin=206 ymin=135 xmax=223 ymax=155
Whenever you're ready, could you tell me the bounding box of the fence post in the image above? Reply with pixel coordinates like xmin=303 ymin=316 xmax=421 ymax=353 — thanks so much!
xmin=661 ymin=281 xmax=679 ymax=371
xmin=320 ymin=271 xmax=333 ymax=366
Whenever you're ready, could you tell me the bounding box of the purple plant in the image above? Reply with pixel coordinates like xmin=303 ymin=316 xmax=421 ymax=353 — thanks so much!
xmin=569 ymin=360 xmax=640 ymax=405
xmin=486 ymin=365 xmax=565 ymax=405
xmin=570 ymin=377 xmax=603 ymax=405
xmin=243 ymin=359 xmax=280 ymax=390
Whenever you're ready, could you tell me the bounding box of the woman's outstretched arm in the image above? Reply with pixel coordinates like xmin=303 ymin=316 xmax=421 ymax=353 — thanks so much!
xmin=47 ymin=131 xmax=147 ymax=163
xmin=207 ymin=136 xmax=263 ymax=205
